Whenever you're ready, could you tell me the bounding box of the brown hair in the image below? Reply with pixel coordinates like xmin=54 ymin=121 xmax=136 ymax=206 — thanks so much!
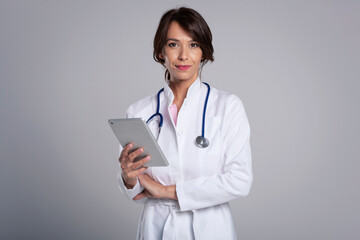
xmin=153 ymin=7 xmax=214 ymax=80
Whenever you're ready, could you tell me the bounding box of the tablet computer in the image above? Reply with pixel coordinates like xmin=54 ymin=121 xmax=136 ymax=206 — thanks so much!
xmin=108 ymin=118 xmax=169 ymax=167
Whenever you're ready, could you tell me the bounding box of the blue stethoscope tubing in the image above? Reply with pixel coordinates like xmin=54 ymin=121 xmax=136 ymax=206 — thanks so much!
xmin=147 ymin=88 xmax=165 ymax=134
xmin=146 ymin=82 xmax=211 ymax=148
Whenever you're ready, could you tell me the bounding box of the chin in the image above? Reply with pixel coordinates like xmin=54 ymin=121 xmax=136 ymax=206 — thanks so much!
xmin=173 ymin=74 xmax=197 ymax=82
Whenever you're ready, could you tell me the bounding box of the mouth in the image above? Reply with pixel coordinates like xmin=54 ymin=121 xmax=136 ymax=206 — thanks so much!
xmin=176 ymin=65 xmax=191 ymax=70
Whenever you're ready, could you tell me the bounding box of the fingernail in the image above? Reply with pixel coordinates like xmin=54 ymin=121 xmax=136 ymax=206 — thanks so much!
xmin=139 ymin=148 xmax=144 ymax=153
xmin=129 ymin=144 xmax=133 ymax=148
xmin=146 ymin=156 xmax=151 ymax=161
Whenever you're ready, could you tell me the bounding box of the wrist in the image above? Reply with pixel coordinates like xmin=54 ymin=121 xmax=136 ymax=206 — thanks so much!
xmin=165 ymin=185 xmax=178 ymax=200
xmin=123 ymin=176 xmax=136 ymax=189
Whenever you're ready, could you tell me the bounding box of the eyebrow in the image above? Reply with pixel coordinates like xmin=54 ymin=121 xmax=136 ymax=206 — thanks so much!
xmin=166 ymin=38 xmax=197 ymax=42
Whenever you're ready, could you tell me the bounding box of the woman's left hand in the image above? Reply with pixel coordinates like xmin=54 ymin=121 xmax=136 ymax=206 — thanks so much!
xmin=133 ymin=174 xmax=178 ymax=201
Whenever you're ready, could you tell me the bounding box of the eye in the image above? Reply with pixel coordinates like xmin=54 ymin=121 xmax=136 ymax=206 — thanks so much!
xmin=168 ymin=42 xmax=178 ymax=47
xmin=190 ymin=42 xmax=199 ymax=48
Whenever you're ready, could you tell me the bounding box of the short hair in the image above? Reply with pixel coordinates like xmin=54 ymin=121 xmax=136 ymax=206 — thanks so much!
xmin=153 ymin=7 xmax=214 ymax=80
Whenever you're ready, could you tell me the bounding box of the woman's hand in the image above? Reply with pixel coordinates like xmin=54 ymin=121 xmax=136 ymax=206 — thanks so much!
xmin=133 ymin=174 xmax=177 ymax=201
xmin=119 ymin=143 xmax=150 ymax=189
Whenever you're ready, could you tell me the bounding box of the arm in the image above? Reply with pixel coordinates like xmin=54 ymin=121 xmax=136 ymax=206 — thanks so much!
xmin=176 ymin=143 xmax=252 ymax=211
xmin=135 ymin=135 xmax=250 ymax=206
xmin=116 ymin=105 xmax=148 ymax=202
xmin=176 ymin=96 xmax=253 ymax=211
xmin=117 ymin=144 xmax=148 ymax=201
xmin=133 ymin=174 xmax=177 ymax=201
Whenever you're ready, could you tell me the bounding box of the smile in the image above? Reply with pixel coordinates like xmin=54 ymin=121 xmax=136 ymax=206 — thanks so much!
xmin=176 ymin=65 xmax=191 ymax=70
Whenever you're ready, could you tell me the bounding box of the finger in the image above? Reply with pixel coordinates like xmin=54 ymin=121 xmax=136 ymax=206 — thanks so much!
xmin=126 ymin=167 xmax=147 ymax=179
xmin=122 ymin=143 xmax=133 ymax=155
xmin=138 ymin=173 xmax=152 ymax=181
xmin=137 ymin=173 xmax=153 ymax=188
xmin=131 ymin=156 xmax=150 ymax=170
xmin=119 ymin=143 xmax=133 ymax=163
xmin=128 ymin=147 xmax=144 ymax=162
xmin=133 ymin=191 xmax=147 ymax=200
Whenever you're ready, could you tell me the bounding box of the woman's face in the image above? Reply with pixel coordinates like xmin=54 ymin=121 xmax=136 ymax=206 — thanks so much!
xmin=159 ymin=21 xmax=203 ymax=84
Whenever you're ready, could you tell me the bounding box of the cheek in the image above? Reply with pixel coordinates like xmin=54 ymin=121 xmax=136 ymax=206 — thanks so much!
xmin=164 ymin=57 xmax=172 ymax=69
xmin=192 ymin=51 xmax=203 ymax=63
xmin=163 ymin=52 xmax=174 ymax=66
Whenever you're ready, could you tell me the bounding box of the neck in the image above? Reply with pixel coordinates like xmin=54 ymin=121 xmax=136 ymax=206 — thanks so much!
xmin=169 ymin=77 xmax=197 ymax=111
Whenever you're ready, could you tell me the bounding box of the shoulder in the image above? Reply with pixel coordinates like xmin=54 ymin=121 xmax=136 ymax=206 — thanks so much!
xmin=125 ymin=94 xmax=156 ymax=118
xmin=208 ymin=85 xmax=250 ymax=136
xmin=208 ymin=85 xmax=246 ymax=112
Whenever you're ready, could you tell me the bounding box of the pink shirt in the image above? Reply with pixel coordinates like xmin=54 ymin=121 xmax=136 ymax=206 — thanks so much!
xmin=169 ymin=103 xmax=178 ymax=126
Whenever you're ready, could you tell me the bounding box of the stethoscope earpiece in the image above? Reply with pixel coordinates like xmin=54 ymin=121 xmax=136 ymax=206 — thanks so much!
xmin=147 ymin=82 xmax=211 ymax=148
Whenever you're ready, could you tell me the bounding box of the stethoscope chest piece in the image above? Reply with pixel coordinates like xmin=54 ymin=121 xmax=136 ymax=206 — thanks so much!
xmin=195 ymin=136 xmax=209 ymax=148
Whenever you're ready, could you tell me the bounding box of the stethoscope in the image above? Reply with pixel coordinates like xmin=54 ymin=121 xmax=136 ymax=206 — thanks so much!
xmin=146 ymin=82 xmax=211 ymax=148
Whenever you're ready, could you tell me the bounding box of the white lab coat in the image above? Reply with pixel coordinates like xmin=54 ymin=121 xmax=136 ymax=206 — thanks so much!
xmin=117 ymin=77 xmax=253 ymax=239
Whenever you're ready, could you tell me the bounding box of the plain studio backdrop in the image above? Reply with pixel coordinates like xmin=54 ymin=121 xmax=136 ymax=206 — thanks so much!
xmin=1 ymin=0 xmax=359 ymax=239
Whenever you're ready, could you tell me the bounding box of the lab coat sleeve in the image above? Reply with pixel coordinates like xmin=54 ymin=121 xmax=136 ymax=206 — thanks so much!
xmin=176 ymin=96 xmax=253 ymax=212
xmin=116 ymin=105 xmax=145 ymax=203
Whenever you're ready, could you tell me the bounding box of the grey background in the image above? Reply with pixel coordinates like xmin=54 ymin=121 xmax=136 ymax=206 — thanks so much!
xmin=1 ymin=0 xmax=359 ymax=239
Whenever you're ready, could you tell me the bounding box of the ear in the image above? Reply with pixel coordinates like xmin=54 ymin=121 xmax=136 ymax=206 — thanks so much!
xmin=158 ymin=53 xmax=164 ymax=60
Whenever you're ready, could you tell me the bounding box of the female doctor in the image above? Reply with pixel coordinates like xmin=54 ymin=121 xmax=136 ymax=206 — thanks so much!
xmin=117 ymin=7 xmax=253 ymax=240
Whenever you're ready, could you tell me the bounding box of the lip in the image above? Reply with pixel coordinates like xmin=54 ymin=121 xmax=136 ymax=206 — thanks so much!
xmin=176 ymin=65 xmax=191 ymax=70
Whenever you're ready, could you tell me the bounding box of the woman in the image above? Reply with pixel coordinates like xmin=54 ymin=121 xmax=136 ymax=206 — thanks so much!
xmin=117 ymin=7 xmax=252 ymax=239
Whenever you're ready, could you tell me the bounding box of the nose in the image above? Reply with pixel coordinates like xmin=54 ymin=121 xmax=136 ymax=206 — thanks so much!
xmin=178 ymin=46 xmax=188 ymax=61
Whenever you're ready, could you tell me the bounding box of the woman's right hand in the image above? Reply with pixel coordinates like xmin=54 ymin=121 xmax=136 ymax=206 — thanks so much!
xmin=119 ymin=143 xmax=150 ymax=189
